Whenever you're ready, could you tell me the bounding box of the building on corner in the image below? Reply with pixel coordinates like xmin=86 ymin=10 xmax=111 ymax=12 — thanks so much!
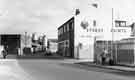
xmin=58 ymin=8 xmax=131 ymax=62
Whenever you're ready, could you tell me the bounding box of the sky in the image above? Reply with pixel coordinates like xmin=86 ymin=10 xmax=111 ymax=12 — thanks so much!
xmin=0 ymin=0 xmax=135 ymax=38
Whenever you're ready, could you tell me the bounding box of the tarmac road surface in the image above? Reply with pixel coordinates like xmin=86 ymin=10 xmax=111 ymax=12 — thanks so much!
xmin=0 ymin=58 xmax=135 ymax=80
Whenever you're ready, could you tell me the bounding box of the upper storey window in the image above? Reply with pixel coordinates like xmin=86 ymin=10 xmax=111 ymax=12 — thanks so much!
xmin=115 ymin=20 xmax=126 ymax=27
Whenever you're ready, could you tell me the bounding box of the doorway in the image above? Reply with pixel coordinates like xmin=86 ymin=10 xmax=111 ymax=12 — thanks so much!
xmin=1 ymin=34 xmax=21 ymax=55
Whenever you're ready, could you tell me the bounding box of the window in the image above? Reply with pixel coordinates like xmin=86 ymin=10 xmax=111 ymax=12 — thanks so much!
xmin=93 ymin=20 xmax=96 ymax=27
xmin=67 ymin=24 xmax=69 ymax=31
xmin=63 ymin=26 xmax=65 ymax=33
xmin=60 ymin=28 xmax=61 ymax=34
xmin=65 ymin=40 xmax=69 ymax=47
xmin=69 ymin=22 xmax=74 ymax=30
xmin=69 ymin=22 xmax=72 ymax=30
xmin=120 ymin=22 xmax=126 ymax=27
xmin=65 ymin=25 xmax=67 ymax=32
xmin=60 ymin=27 xmax=63 ymax=35
xmin=58 ymin=29 xmax=60 ymax=35
xmin=64 ymin=25 xmax=66 ymax=32
xmin=115 ymin=20 xmax=126 ymax=27
xmin=72 ymin=22 xmax=74 ymax=29
xmin=61 ymin=27 xmax=63 ymax=34
xmin=115 ymin=22 xmax=119 ymax=27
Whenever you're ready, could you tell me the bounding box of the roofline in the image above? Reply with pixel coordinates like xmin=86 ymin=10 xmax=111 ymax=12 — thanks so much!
xmin=115 ymin=20 xmax=127 ymax=22
xmin=58 ymin=16 xmax=74 ymax=30
xmin=0 ymin=34 xmax=22 ymax=36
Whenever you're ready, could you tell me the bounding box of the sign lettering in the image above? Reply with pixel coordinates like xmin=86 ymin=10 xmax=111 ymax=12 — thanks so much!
xmin=85 ymin=28 xmax=127 ymax=33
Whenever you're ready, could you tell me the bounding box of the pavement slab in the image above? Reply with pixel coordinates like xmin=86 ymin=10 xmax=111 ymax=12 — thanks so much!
xmin=0 ymin=59 xmax=34 ymax=80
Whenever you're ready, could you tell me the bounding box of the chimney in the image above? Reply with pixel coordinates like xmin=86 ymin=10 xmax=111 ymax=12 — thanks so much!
xmin=75 ymin=9 xmax=80 ymax=15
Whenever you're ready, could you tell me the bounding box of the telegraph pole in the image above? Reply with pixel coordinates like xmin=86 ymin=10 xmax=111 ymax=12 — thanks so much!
xmin=111 ymin=8 xmax=114 ymax=62
xmin=25 ymin=32 xmax=27 ymax=48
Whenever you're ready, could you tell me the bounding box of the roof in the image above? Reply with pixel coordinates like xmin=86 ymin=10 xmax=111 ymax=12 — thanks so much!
xmin=58 ymin=17 xmax=74 ymax=30
xmin=115 ymin=20 xmax=127 ymax=22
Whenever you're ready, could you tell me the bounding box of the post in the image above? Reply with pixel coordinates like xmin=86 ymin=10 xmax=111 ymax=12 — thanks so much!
xmin=0 ymin=35 xmax=2 ymax=45
xmin=115 ymin=42 xmax=117 ymax=64
xmin=94 ymin=36 xmax=97 ymax=63
xmin=111 ymin=8 xmax=117 ymax=63
xmin=111 ymin=8 xmax=114 ymax=58
xmin=25 ymin=32 xmax=27 ymax=48
xmin=77 ymin=44 xmax=80 ymax=59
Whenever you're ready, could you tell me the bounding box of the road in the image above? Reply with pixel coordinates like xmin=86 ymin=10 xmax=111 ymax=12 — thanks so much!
xmin=0 ymin=58 xmax=135 ymax=80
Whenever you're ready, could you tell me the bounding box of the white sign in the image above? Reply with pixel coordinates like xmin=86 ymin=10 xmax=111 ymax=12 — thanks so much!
xmin=84 ymin=28 xmax=129 ymax=33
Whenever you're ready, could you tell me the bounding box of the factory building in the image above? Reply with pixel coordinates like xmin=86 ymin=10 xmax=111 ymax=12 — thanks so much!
xmin=58 ymin=8 xmax=131 ymax=62
xmin=0 ymin=34 xmax=32 ymax=55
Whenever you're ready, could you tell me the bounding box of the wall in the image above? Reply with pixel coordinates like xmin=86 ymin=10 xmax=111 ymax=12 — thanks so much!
xmin=74 ymin=8 xmax=131 ymax=61
xmin=0 ymin=46 xmax=4 ymax=57
xmin=74 ymin=14 xmax=95 ymax=61
xmin=116 ymin=40 xmax=135 ymax=64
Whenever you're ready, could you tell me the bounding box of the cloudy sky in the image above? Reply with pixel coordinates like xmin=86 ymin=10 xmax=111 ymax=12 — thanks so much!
xmin=0 ymin=0 xmax=135 ymax=38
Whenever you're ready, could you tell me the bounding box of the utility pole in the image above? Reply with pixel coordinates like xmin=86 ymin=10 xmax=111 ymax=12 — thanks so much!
xmin=25 ymin=32 xmax=27 ymax=48
xmin=111 ymin=8 xmax=115 ymax=62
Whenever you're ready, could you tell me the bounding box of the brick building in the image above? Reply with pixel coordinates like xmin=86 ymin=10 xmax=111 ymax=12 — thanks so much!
xmin=58 ymin=17 xmax=74 ymax=58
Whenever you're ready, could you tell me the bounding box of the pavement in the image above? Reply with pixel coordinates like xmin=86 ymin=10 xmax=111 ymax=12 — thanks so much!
xmin=71 ymin=60 xmax=135 ymax=72
xmin=0 ymin=59 xmax=34 ymax=80
xmin=53 ymin=58 xmax=135 ymax=72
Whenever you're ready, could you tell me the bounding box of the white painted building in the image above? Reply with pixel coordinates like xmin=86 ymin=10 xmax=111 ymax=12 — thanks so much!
xmin=58 ymin=7 xmax=131 ymax=61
